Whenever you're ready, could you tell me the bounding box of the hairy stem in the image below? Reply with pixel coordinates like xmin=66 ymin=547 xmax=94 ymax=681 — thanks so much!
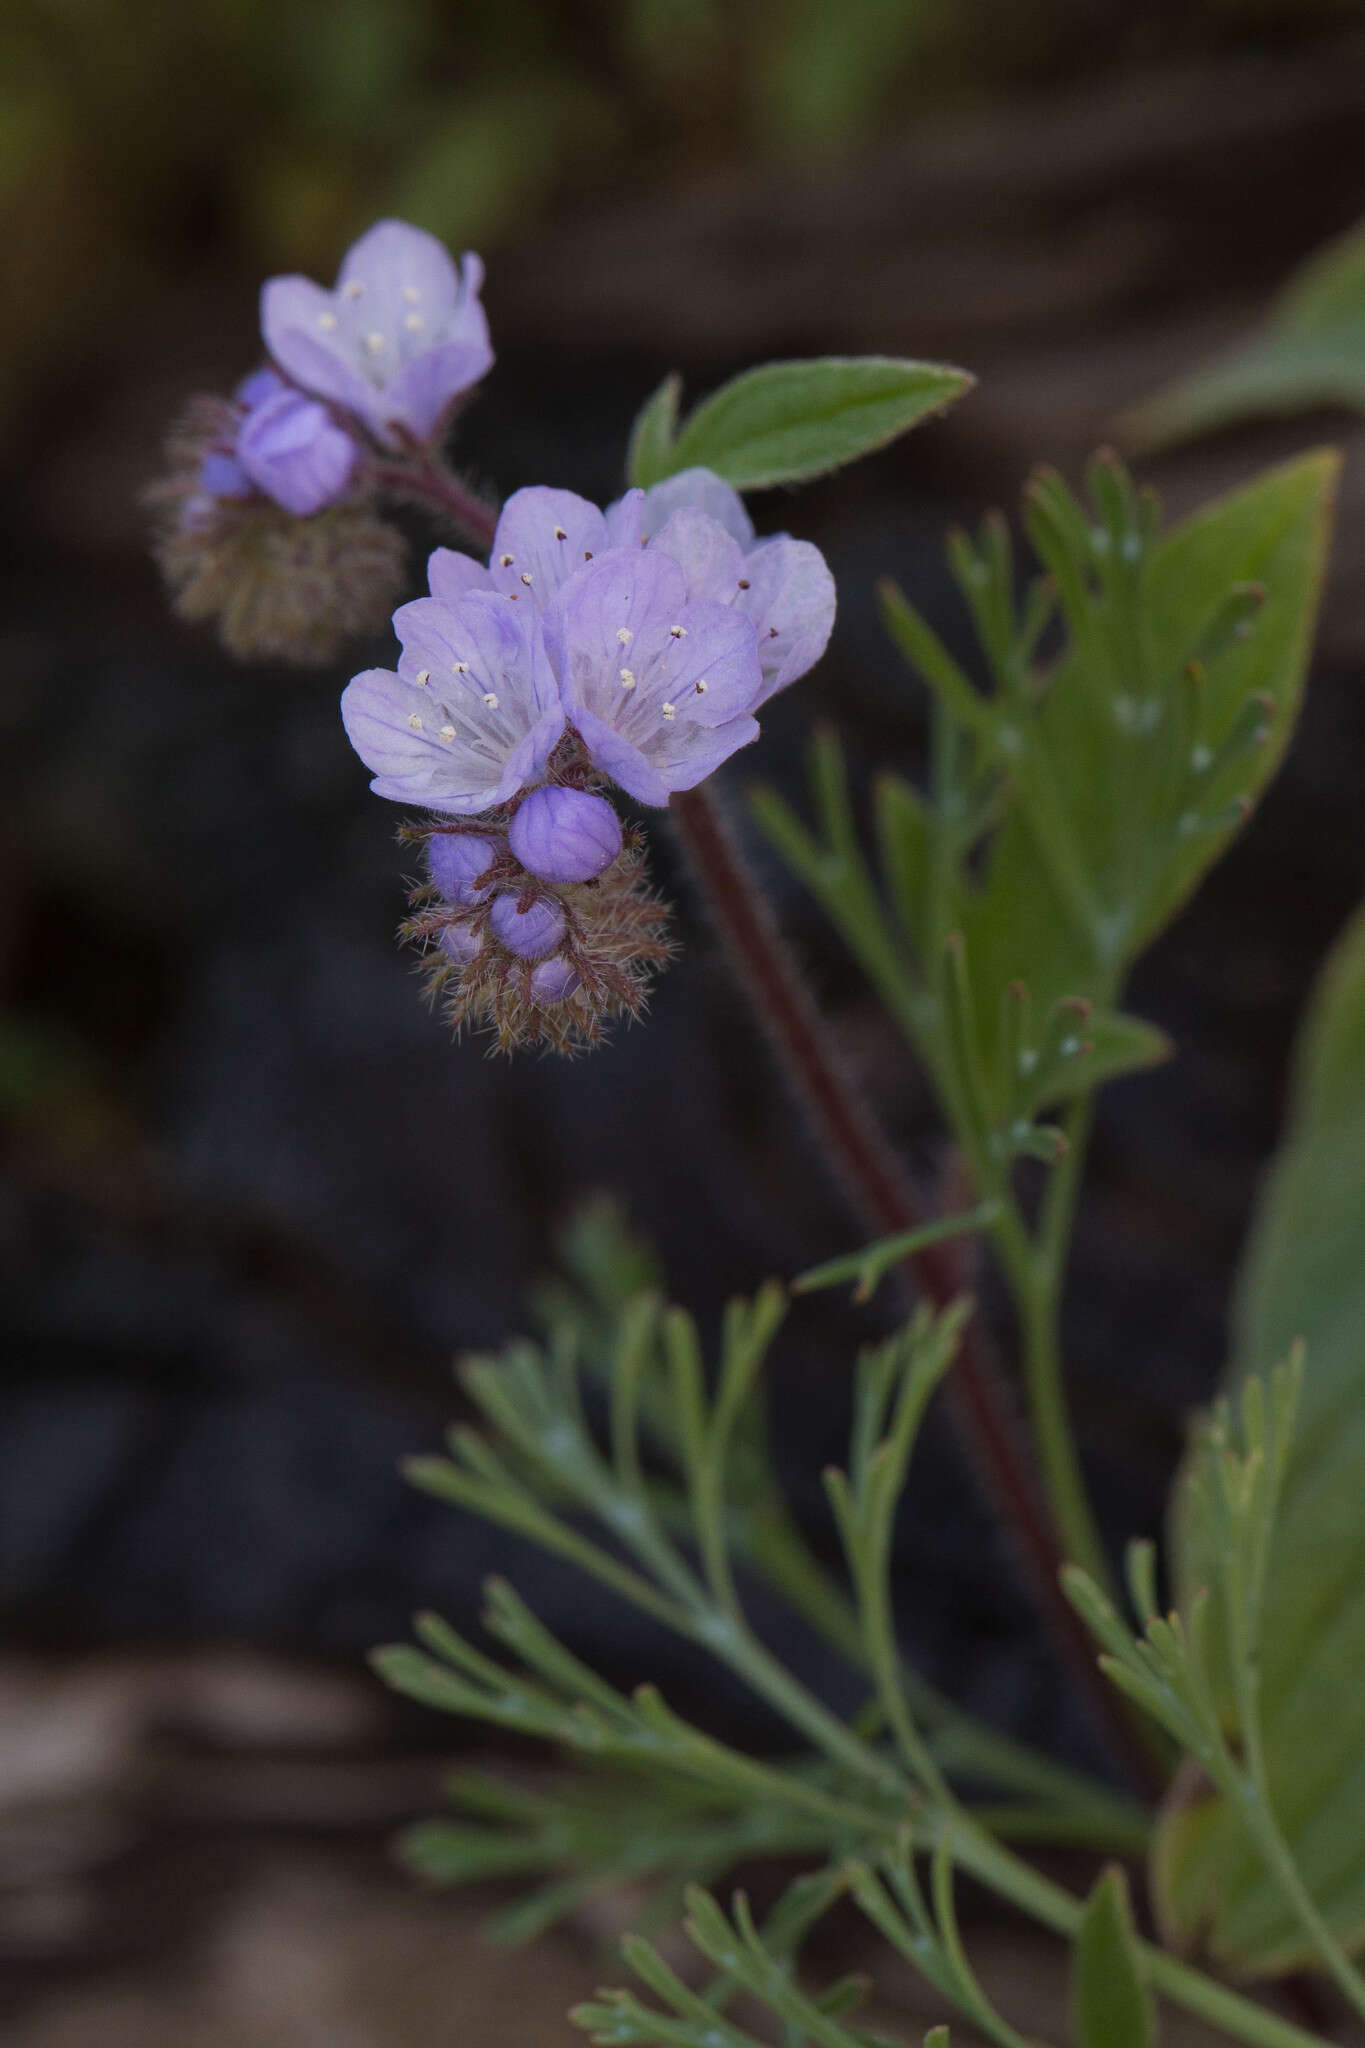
xmin=369 ymin=454 xmax=499 ymax=551
xmin=671 ymin=781 xmax=1162 ymax=1797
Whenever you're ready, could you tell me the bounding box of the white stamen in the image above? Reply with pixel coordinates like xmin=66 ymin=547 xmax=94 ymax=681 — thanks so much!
xmin=669 ymin=624 xmax=687 ymax=638
xmin=483 ymin=692 xmax=499 ymax=709
xmin=453 ymin=662 xmax=470 ymax=674
xmin=553 ymin=525 xmax=567 ymax=539
xmin=404 ymin=313 xmax=424 ymax=333
xmin=317 ymin=311 xmax=338 ymax=331
xmin=343 ymin=279 xmax=365 ymax=300
xmin=440 ymin=724 xmax=456 ymax=742
xmin=519 ymin=572 xmax=533 ymax=586
xmin=661 ymin=701 xmax=677 ymax=721
xmin=616 ymin=627 xmax=633 ymax=645
xmin=415 ymin=668 xmax=430 ymax=685
xmin=365 ymin=331 xmax=385 ymax=354
xmin=619 ymin=668 xmax=636 ymax=690
xmin=499 ymin=552 xmax=514 ymax=567
xmin=402 ymin=285 xmax=421 ymax=304
xmin=408 ymin=713 xmax=424 ymax=730
xmin=695 ymin=678 xmax=709 ymax=693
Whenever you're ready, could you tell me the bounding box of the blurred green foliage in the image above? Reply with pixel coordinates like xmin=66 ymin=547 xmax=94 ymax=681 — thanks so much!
xmin=2 ymin=0 xmax=1358 ymax=434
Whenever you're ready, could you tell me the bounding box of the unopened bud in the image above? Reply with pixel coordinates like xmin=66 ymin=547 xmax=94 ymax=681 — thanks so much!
xmin=508 ymin=785 xmax=623 ymax=883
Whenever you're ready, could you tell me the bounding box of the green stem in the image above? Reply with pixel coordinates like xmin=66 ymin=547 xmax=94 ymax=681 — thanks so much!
xmin=951 ymin=1820 xmax=1335 ymax=2048
xmin=747 ymin=1498 xmax=1150 ymax=1845
xmin=1228 ymin=1780 xmax=1365 ymax=2025
xmin=992 ymin=1186 xmax=1111 ymax=1595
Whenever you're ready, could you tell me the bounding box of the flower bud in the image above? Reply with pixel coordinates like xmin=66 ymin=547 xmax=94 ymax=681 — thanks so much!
xmin=236 ymin=387 xmax=359 ymax=517
xmin=508 ymin=785 xmax=623 ymax=884
xmin=438 ymin=923 xmax=482 ymax=964
xmin=530 ymin=956 xmax=581 ymax=1003
xmin=427 ymin=832 xmax=499 ymax=905
xmin=489 ymin=892 xmax=567 ymax=959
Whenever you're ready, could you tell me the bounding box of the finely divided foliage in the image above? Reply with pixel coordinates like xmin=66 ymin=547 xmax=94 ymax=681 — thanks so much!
xmin=150 ymin=214 xmax=1365 ymax=2048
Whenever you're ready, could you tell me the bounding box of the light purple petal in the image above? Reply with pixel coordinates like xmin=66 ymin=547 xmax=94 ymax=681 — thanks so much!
xmin=603 ymin=487 xmax=644 ymax=549
xmin=646 ymin=508 xmax=746 ymax=604
xmin=639 ymin=468 xmax=754 ymax=547
xmin=199 ymin=449 xmax=252 ymax=500
xmin=343 ymin=593 xmax=564 ymax=813
xmin=530 ymin=955 xmax=580 ymax=1003
xmin=337 ymin=219 xmax=462 ymax=333
xmin=428 ymin=547 xmax=494 ymax=602
xmin=566 ymin=705 xmax=673 ymax=806
xmin=382 ymin=336 xmax=494 ymax=443
xmin=486 ymin=487 xmax=609 ymax=607
xmin=261 ymin=276 xmax=376 ymax=420
xmin=570 ymin=704 xmax=760 ymax=804
xmin=735 ymin=534 xmax=836 ymax=704
xmin=556 ymin=549 xmax=762 ymax=729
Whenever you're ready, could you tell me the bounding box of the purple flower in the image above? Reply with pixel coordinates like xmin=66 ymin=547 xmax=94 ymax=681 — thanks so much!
xmin=427 ymin=831 xmax=500 ymax=904
xmin=618 ymin=469 xmax=836 ymax=707
xmin=508 ymin=785 xmax=622 ymax=883
xmin=549 ymin=547 xmax=762 ymax=804
xmin=261 ymin=220 xmax=492 ymax=449
xmin=236 ymin=386 xmax=358 ymax=517
xmin=428 ymin=485 xmax=637 ymax=611
xmin=341 ymin=591 xmax=564 ymax=813
xmin=489 ymin=892 xmax=566 ymax=959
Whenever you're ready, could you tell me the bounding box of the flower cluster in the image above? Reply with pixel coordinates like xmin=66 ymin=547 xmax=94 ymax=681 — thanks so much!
xmin=152 ymin=222 xmax=492 ymax=664
xmin=152 ymin=214 xmax=838 ymax=1050
xmin=340 ymin=470 xmax=834 ymax=1049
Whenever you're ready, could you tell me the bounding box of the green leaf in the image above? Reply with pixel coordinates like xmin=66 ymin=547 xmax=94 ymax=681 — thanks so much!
xmin=792 ymin=1201 xmax=1001 ymax=1302
xmin=1070 ymin=1865 xmax=1153 ymax=2048
xmin=1128 ymin=217 xmax=1365 ymax=451
xmin=626 ymin=374 xmax=682 ymax=489
xmin=958 ymin=450 xmax=1337 ymax=1039
xmin=663 ymin=357 xmax=972 ymax=491
xmin=1159 ymin=900 xmax=1365 ymax=1974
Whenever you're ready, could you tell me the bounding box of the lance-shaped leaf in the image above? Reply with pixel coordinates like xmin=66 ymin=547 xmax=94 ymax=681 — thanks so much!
xmin=1158 ymin=900 xmax=1365 ymax=1973
xmin=1070 ymin=1865 xmax=1153 ymax=2048
xmin=658 ymin=357 xmax=972 ymax=491
xmin=1127 ymin=217 xmax=1365 ymax=451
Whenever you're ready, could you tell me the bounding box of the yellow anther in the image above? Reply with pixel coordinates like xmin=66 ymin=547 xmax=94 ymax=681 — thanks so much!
xmin=440 ymin=724 xmax=456 ymax=742
xmin=661 ymin=702 xmax=677 ymax=720
xmin=669 ymin=624 xmax=687 ymax=638
xmin=616 ymin=627 xmax=633 ymax=645
xmin=619 ymin=668 xmax=636 ymax=689
xmin=415 ymin=668 xmax=430 ymax=685
xmin=408 ymin=712 xmax=424 ymax=730
xmin=483 ymin=692 xmax=499 ymax=709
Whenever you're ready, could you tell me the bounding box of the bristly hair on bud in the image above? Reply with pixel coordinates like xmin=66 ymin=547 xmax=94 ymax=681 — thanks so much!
xmin=148 ymin=397 xmax=407 ymax=665
xmin=398 ymin=809 xmax=674 ymax=1057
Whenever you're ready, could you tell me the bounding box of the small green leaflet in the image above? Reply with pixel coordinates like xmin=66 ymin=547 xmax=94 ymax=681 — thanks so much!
xmin=1128 ymin=215 xmax=1365 ymax=450
xmin=1070 ymin=1865 xmax=1153 ymax=2048
xmin=626 ymin=357 xmax=973 ymax=492
xmin=793 ymin=1201 xmax=1002 ymax=1303
xmin=1159 ymin=899 xmax=1365 ymax=1973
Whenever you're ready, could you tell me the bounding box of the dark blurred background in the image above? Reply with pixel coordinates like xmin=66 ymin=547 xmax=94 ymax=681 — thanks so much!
xmin=6 ymin=2 xmax=1365 ymax=2040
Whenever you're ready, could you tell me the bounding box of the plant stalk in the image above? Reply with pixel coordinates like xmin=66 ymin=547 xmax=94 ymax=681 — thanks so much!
xmin=670 ymin=781 xmax=1162 ymax=1797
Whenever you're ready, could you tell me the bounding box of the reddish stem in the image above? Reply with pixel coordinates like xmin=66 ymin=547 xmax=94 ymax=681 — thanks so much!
xmin=368 ymin=455 xmax=498 ymax=551
xmin=672 ymin=782 xmax=1163 ymax=1797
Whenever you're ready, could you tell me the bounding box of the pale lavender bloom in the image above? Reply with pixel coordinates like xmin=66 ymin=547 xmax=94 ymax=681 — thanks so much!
xmin=237 ymin=386 xmax=358 ymax=516
xmin=261 ymin=220 xmax=492 ymax=449
xmin=490 ymin=893 xmax=566 ymax=958
xmin=196 ymin=450 xmax=252 ymax=503
xmin=549 ymin=547 xmax=762 ymax=805
xmin=617 ymin=469 xmax=836 ymax=708
xmin=341 ymin=591 xmax=563 ymax=813
xmin=530 ymin=956 xmax=581 ymax=1002
xmin=509 ymin=785 xmax=621 ymax=883
xmin=427 ymin=831 xmax=499 ymax=904
xmin=428 ymin=485 xmax=630 ymax=611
